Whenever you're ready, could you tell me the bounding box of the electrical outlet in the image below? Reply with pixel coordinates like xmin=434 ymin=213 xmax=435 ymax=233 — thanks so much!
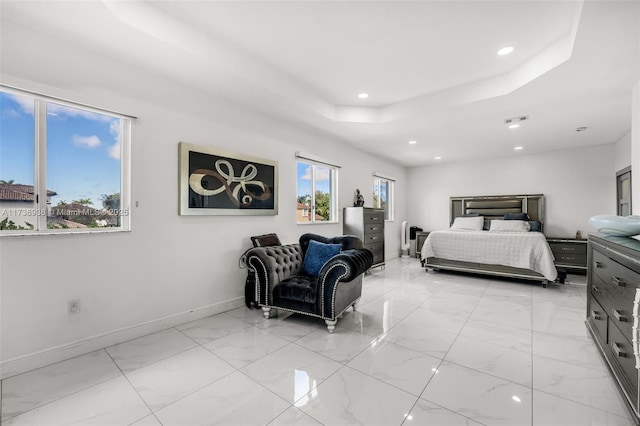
xmin=67 ymin=299 xmax=81 ymax=315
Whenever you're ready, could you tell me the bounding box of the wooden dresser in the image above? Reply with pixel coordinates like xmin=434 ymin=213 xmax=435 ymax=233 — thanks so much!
xmin=586 ymin=234 xmax=640 ymax=422
xmin=343 ymin=207 xmax=385 ymax=269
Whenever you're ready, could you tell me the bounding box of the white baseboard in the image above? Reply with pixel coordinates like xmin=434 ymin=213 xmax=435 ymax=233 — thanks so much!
xmin=0 ymin=297 xmax=245 ymax=380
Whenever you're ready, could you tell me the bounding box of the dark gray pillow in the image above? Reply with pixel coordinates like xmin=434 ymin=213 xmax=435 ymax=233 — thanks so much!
xmin=504 ymin=212 xmax=530 ymax=221
xmin=251 ymin=233 xmax=281 ymax=247
xmin=528 ymin=221 xmax=542 ymax=232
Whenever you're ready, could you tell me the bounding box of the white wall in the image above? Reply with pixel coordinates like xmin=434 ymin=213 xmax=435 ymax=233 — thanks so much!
xmin=407 ymin=145 xmax=615 ymax=238
xmin=633 ymin=82 xmax=640 ymax=214
xmin=0 ymin=21 xmax=407 ymax=375
xmin=614 ymin=131 xmax=631 ymax=173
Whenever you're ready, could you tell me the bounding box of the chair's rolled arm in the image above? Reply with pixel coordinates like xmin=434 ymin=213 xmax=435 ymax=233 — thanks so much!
xmin=318 ymin=248 xmax=373 ymax=317
xmin=246 ymin=244 xmax=303 ymax=306
xmin=318 ymin=249 xmax=373 ymax=283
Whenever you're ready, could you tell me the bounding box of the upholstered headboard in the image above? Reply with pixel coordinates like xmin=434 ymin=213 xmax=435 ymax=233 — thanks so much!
xmin=450 ymin=194 xmax=545 ymax=230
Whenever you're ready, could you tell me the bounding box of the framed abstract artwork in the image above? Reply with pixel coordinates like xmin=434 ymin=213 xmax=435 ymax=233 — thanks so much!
xmin=178 ymin=142 xmax=278 ymax=216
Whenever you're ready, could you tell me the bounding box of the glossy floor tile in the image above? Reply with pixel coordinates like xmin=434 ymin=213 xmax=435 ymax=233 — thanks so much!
xmin=296 ymin=366 xmax=417 ymax=426
xmin=1 ymin=350 xmax=122 ymax=419
xmin=422 ymin=361 xmax=533 ymax=426
xmin=1 ymin=260 xmax=635 ymax=425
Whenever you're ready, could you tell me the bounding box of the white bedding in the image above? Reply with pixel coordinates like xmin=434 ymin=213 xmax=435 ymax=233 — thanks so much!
xmin=421 ymin=230 xmax=558 ymax=281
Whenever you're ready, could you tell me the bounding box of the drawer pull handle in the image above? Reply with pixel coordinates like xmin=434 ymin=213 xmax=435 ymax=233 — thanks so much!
xmin=592 ymin=285 xmax=600 ymax=293
xmin=371 ymin=236 xmax=378 ymax=240
xmin=613 ymin=342 xmax=627 ymax=358
xmin=595 ymin=261 xmax=604 ymax=268
xmin=561 ymin=247 xmax=575 ymax=252
xmin=613 ymin=309 xmax=627 ymax=322
xmin=612 ymin=277 xmax=626 ymax=287
xmin=563 ymin=256 xmax=575 ymax=261
xmin=591 ymin=310 xmax=601 ymax=320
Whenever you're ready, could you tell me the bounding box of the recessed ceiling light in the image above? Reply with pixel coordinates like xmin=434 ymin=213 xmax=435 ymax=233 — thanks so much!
xmin=508 ymin=124 xmax=520 ymax=129
xmin=576 ymin=126 xmax=588 ymax=132
xmin=408 ymin=140 xmax=417 ymax=145
xmin=514 ymin=146 xmax=523 ymax=151
xmin=358 ymin=93 xmax=369 ymax=99
xmin=434 ymin=156 xmax=442 ymax=160
xmin=497 ymin=46 xmax=514 ymax=56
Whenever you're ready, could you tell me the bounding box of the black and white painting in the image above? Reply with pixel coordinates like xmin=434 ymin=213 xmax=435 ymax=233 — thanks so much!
xmin=179 ymin=142 xmax=278 ymax=215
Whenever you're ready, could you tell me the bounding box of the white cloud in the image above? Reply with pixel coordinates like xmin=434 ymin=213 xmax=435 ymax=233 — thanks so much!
xmin=300 ymin=166 xmax=312 ymax=180
xmin=109 ymin=120 xmax=121 ymax=137
xmin=72 ymin=135 xmax=101 ymax=148
xmin=108 ymin=142 xmax=121 ymax=160
xmin=315 ymin=167 xmax=330 ymax=181
xmin=5 ymin=94 xmax=122 ymax=127
xmin=108 ymin=120 xmax=121 ymax=160
xmin=8 ymin=93 xmax=35 ymax=115
xmin=48 ymin=103 xmax=115 ymax=123
xmin=300 ymin=165 xmax=330 ymax=181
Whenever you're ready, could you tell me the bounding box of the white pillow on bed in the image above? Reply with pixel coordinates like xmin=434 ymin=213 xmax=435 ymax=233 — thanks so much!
xmin=489 ymin=220 xmax=531 ymax=232
xmin=450 ymin=216 xmax=484 ymax=231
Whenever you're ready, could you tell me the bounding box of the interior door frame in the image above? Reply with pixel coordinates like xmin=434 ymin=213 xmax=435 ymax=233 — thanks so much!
xmin=617 ymin=166 xmax=632 ymax=216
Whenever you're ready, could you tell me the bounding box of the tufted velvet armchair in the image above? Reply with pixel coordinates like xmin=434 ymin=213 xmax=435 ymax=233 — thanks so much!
xmin=246 ymin=233 xmax=373 ymax=333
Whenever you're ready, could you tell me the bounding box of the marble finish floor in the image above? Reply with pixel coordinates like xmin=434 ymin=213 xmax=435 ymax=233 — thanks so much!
xmin=1 ymin=258 xmax=635 ymax=425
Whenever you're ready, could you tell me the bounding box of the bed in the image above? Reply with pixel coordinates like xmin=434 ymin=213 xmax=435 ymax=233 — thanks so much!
xmin=420 ymin=194 xmax=558 ymax=287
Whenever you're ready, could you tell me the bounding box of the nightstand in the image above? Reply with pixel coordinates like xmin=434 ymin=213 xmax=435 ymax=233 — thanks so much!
xmin=415 ymin=231 xmax=430 ymax=258
xmin=546 ymin=237 xmax=587 ymax=283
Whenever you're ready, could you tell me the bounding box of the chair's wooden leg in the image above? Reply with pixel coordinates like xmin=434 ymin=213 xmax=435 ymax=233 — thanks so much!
xmin=262 ymin=307 xmax=272 ymax=319
xmin=325 ymin=319 xmax=337 ymax=334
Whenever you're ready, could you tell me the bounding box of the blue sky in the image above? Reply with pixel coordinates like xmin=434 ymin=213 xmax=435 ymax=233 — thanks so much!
xmin=0 ymin=91 xmax=121 ymax=208
xmin=375 ymin=180 xmax=388 ymax=202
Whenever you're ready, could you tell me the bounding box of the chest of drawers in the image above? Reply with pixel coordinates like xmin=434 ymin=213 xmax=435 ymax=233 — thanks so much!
xmin=586 ymin=234 xmax=640 ymax=423
xmin=343 ymin=207 xmax=385 ymax=269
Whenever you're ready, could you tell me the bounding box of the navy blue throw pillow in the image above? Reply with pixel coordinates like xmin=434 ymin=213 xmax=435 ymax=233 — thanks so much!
xmin=302 ymin=240 xmax=342 ymax=277
xmin=528 ymin=221 xmax=542 ymax=232
xmin=504 ymin=212 xmax=530 ymax=221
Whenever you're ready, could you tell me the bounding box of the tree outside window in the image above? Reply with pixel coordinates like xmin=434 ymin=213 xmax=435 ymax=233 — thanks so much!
xmin=296 ymin=161 xmax=337 ymax=223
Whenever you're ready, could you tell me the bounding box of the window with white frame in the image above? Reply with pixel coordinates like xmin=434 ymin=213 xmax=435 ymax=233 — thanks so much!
xmin=0 ymin=87 xmax=132 ymax=234
xmin=296 ymin=154 xmax=339 ymax=223
xmin=373 ymin=174 xmax=394 ymax=221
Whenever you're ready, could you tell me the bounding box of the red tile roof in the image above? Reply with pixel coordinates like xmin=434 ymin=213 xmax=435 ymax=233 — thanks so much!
xmin=47 ymin=217 xmax=88 ymax=229
xmin=0 ymin=184 xmax=57 ymax=201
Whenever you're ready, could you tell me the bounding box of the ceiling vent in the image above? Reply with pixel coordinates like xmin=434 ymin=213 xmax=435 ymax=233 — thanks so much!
xmin=504 ymin=115 xmax=529 ymax=125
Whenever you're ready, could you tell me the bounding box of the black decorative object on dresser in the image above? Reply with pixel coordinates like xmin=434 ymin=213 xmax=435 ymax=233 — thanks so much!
xmin=546 ymin=237 xmax=587 ymax=283
xmin=586 ymin=234 xmax=640 ymax=423
xmin=343 ymin=207 xmax=385 ymax=269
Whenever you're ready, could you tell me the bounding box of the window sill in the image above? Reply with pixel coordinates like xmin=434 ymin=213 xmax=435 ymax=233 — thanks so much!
xmin=296 ymin=221 xmax=339 ymax=225
xmin=0 ymin=228 xmax=130 ymax=237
